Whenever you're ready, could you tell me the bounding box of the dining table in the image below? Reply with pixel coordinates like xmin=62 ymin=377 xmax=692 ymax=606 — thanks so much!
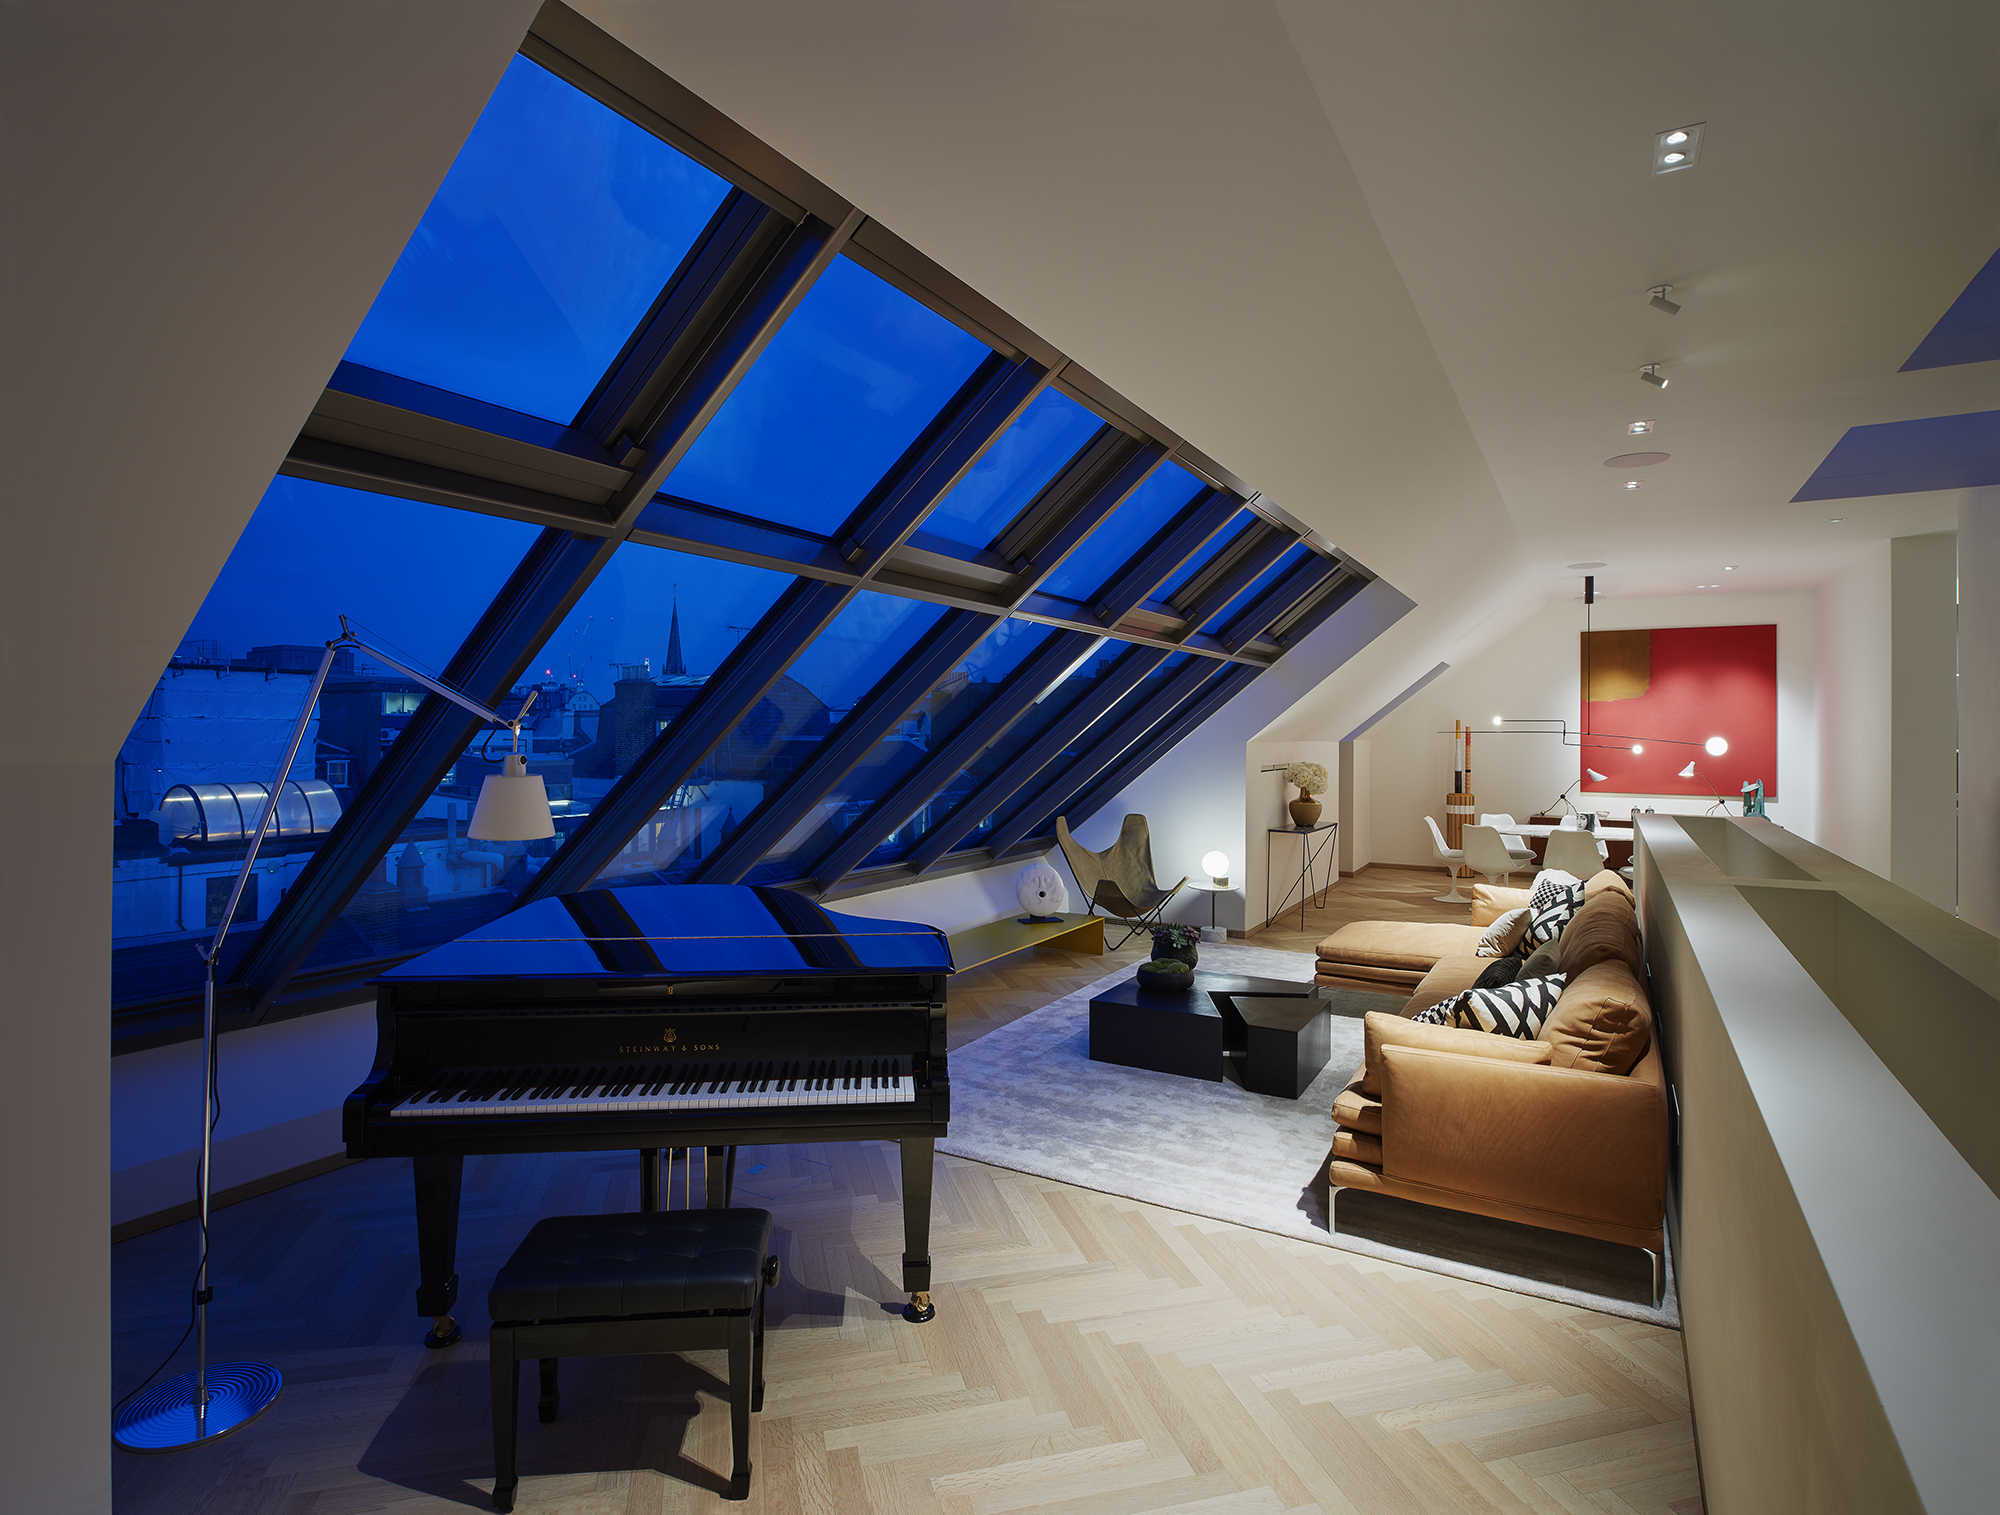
xmin=1494 ymin=821 xmax=1636 ymax=870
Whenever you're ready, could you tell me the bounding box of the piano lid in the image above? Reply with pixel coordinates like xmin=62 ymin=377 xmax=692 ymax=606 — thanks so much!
xmin=375 ymin=884 xmax=952 ymax=983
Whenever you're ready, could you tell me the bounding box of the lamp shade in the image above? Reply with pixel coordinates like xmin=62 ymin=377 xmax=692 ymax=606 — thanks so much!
xmin=1679 ymin=761 xmax=1697 ymax=778
xmin=1201 ymin=850 xmax=1229 ymax=883
xmin=468 ymin=754 xmax=555 ymax=839
xmin=1584 ymin=768 xmax=1608 ymax=782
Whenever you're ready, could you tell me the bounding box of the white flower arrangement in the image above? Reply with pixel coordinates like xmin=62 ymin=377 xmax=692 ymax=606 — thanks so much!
xmin=1283 ymin=760 xmax=1329 ymax=796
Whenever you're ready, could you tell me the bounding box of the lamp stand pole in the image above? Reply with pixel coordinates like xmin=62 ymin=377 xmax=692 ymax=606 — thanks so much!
xmin=114 ymin=622 xmax=535 ymax=1453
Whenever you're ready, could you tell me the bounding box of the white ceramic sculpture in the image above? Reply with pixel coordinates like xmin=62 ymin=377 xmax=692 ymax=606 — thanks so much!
xmin=1015 ymin=861 xmax=1067 ymax=922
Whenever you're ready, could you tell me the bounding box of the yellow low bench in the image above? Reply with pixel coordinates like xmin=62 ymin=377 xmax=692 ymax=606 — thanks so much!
xmin=945 ymin=911 xmax=1105 ymax=972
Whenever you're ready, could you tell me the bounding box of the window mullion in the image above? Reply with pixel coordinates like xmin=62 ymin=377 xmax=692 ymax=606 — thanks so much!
xmin=803 ymin=627 xmax=1101 ymax=888
xmin=1172 ymin=528 xmax=1293 ymax=635
xmin=1268 ymin=570 xmax=1370 ymax=651
xmin=1086 ymin=490 xmax=1240 ymax=628
xmin=1214 ymin=555 xmax=1342 ymax=653
xmin=982 ymin=658 xmax=1214 ymax=855
xmin=1053 ymin=665 xmax=1266 ymax=841
xmin=228 ymin=527 xmax=610 ymax=1013
xmin=517 ymin=575 xmax=854 ymax=903
xmin=901 ymin=646 xmax=1171 ymax=874
xmin=690 ymin=608 xmax=1001 ymax=884
xmin=1003 ymin=441 xmax=1167 ymax=599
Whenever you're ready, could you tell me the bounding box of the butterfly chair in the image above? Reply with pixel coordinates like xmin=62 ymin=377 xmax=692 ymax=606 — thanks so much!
xmin=1054 ymin=814 xmax=1187 ymax=948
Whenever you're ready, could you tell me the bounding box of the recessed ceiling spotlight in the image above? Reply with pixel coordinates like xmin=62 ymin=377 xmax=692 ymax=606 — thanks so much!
xmin=1653 ymin=123 xmax=1705 ymax=174
xmin=1628 ymin=420 xmax=1655 ymax=435
xmin=1567 ymin=561 xmax=1607 ymax=570
xmin=1623 ymin=480 xmax=1643 ymax=491
xmin=1649 ymin=285 xmax=1681 ymax=315
xmin=1829 ymin=518 xmax=1845 ymax=523
xmin=1724 ymin=565 xmax=1737 ymax=571
xmin=1640 ymin=364 xmax=1668 ymax=388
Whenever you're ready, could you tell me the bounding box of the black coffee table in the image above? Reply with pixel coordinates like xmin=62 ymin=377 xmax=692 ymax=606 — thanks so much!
xmin=1088 ymin=970 xmax=1338 ymax=1097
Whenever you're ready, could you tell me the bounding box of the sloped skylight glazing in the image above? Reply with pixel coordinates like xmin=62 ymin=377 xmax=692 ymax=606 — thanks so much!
xmin=1035 ymin=459 xmax=1207 ymax=606
xmin=342 ymin=55 xmax=734 ymax=423
xmin=659 ymin=256 xmax=993 ymax=535
xmin=915 ymin=388 xmax=1106 ymax=552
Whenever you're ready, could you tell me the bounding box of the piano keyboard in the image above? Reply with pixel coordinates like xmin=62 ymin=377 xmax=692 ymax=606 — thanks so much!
xmin=388 ymin=1057 xmax=916 ymax=1118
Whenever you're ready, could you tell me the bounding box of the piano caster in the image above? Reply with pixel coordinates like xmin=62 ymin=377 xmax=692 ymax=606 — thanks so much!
xmin=425 ymin=1314 xmax=463 ymax=1350
xmin=903 ymin=1292 xmax=935 ymax=1324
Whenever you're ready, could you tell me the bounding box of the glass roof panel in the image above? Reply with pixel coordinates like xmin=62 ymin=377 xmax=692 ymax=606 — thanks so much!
xmin=588 ymin=589 xmax=946 ymax=889
xmin=111 ymin=477 xmax=541 ymax=1007
xmin=291 ymin=542 xmax=796 ymax=983
xmin=659 ymin=256 xmax=993 ymax=536
xmin=1148 ymin=508 xmax=1256 ymax=608
xmin=342 ymin=55 xmax=734 ymax=424
xmin=916 ymin=388 xmax=1105 ymax=551
xmin=1035 ymin=460 xmax=1207 ymax=606
xmin=747 ymin=617 xmax=1058 ymax=883
xmin=1202 ymin=542 xmax=1312 ymax=636
xmin=880 ymin=640 xmax=1136 ymax=862
xmin=971 ymin=652 xmax=1195 ymax=848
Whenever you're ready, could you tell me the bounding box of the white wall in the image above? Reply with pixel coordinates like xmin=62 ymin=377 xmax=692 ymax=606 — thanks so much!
xmin=0 ymin=6 xmax=537 ymax=1507
xmin=1815 ymin=546 xmax=1892 ymax=875
xmin=1360 ymin=591 xmax=1819 ymax=868
xmin=1890 ymin=532 xmax=1958 ymax=910
xmin=1246 ymin=740 xmax=1340 ymax=927
xmin=1337 ymin=739 xmax=1372 ymax=873
xmin=1961 ymin=488 xmax=2000 ymax=934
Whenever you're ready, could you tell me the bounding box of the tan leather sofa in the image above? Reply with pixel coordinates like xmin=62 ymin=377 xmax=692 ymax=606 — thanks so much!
xmin=1312 ymin=871 xmax=1627 ymax=993
xmin=1325 ymin=879 xmax=1669 ymax=1294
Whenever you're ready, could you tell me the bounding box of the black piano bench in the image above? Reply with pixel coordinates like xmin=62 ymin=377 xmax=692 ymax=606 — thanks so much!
xmin=487 ymin=1208 xmax=778 ymax=1510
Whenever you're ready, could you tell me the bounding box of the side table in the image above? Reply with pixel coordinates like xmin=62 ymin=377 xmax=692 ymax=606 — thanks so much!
xmin=1266 ymin=822 xmax=1338 ymax=932
xmin=1183 ymin=880 xmax=1237 ymax=941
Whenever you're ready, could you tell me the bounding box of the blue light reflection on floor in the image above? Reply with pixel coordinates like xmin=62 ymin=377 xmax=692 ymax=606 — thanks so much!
xmin=662 ymin=257 xmax=993 ymax=536
xmin=343 ymin=55 xmax=733 ymax=424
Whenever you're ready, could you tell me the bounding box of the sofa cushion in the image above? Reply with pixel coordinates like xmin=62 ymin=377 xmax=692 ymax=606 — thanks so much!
xmin=1330 ymin=1076 xmax=1382 ymax=1134
xmin=1542 ymin=959 xmax=1652 ymax=1075
xmin=1314 ymin=920 xmax=1482 ymax=971
xmin=1584 ymin=868 xmax=1633 ymax=900
xmin=1473 ymin=956 xmax=1522 ymax=990
xmin=1475 ymin=907 xmax=1530 ymax=958
xmin=1523 ymin=875 xmax=1585 ymax=948
xmin=1469 ymin=884 xmax=1531 ymax=925
xmin=1359 ymin=1010 xmax=1555 ymax=1095
xmin=1518 ymin=935 xmax=1562 ymax=980
xmin=1330 ymin=1127 xmax=1382 ymax=1166
xmin=1399 ymin=956 xmax=1490 ymax=1020
xmin=1558 ymin=887 xmax=1644 ymax=980
xmin=1444 ymin=973 xmax=1566 ymax=1038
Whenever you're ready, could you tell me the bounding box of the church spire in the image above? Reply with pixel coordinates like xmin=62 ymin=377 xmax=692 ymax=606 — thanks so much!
xmin=662 ymin=591 xmax=686 ymax=677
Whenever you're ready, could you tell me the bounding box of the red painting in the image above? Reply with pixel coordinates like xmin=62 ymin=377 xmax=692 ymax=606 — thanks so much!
xmin=1580 ymin=625 xmax=1777 ymax=798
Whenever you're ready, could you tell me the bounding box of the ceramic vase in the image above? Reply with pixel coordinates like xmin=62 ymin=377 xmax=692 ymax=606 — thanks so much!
xmin=1289 ymin=794 xmax=1323 ymax=829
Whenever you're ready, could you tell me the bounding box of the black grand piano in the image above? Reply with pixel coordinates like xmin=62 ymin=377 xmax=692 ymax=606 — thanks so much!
xmin=343 ymin=883 xmax=953 ymax=1346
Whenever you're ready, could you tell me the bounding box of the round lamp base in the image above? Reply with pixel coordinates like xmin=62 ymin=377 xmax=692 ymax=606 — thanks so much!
xmin=114 ymin=1362 xmax=283 ymax=1453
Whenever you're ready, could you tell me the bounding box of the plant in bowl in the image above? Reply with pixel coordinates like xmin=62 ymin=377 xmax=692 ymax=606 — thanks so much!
xmin=1150 ymin=921 xmax=1200 ymax=967
xmin=1135 ymin=957 xmax=1195 ymax=990
xmin=1283 ymin=759 xmax=1329 ymax=829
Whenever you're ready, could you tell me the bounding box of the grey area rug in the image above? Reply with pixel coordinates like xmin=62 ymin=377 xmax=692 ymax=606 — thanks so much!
xmin=940 ymin=941 xmax=1679 ymax=1327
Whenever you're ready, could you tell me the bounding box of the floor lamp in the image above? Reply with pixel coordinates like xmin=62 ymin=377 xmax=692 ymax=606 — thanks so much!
xmin=114 ymin=618 xmax=554 ymax=1453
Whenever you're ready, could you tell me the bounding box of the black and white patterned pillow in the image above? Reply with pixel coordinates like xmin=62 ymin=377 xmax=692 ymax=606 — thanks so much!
xmin=1442 ymin=972 xmax=1566 ymax=1039
xmin=1410 ymin=1002 xmax=1453 ymax=1025
xmin=1523 ymin=872 xmax=1584 ymax=949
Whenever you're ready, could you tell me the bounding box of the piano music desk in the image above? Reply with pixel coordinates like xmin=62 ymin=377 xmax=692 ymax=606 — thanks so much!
xmin=945 ymin=910 xmax=1105 ymax=972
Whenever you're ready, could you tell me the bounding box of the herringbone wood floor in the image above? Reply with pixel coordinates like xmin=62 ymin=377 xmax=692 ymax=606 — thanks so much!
xmin=113 ymin=868 xmax=1702 ymax=1514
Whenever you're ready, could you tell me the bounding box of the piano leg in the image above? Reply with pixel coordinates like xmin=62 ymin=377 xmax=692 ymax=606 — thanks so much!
xmin=640 ymin=1148 xmax=660 ymax=1212
xmin=704 ymin=1145 xmax=737 ymax=1209
xmin=412 ymin=1153 xmax=464 ymax=1348
xmin=899 ymin=1136 xmax=936 ymax=1323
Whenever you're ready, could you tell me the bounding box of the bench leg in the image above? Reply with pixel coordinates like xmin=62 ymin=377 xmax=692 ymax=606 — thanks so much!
xmin=752 ymin=1271 xmax=768 ymax=1413
xmin=726 ymin=1313 xmax=753 ymax=1499
xmin=537 ymin=1357 xmax=560 ymax=1423
xmin=489 ymin=1327 xmax=520 ymax=1512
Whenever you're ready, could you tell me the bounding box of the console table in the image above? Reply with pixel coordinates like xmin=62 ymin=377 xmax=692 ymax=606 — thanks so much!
xmin=1265 ymin=821 xmax=1338 ymax=931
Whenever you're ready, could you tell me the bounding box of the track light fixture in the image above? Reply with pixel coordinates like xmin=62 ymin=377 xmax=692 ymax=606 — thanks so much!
xmin=1639 ymin=364 xmax=1668 ymax=388
xmin=1648 ymin=285 xmax=1681 ymax=315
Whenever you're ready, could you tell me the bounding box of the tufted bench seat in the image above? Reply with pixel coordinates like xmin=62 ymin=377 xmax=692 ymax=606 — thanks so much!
xmin=487 ymin=1208 xmax=777 ymax=1509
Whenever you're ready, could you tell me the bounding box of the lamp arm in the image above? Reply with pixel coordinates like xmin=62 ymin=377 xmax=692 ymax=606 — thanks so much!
xmin=336 ymin=619 xmax=535 ymax=741
xmin=204 ymin=638 xmax=345 ymax=966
